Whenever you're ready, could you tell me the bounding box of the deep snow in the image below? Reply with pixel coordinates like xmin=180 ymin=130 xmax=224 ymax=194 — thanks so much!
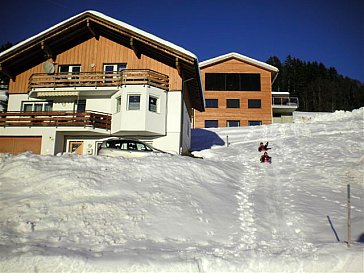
xmin=0 ymin=108 xmax=363 ymax=272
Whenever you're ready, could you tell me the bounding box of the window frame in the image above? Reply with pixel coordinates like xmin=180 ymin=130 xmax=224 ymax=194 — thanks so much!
xmin=148 ymin=95 xmax=158 ymax=113
xmin=248 ymin=99 xmax=262 ymax=108
xmin=205 ymin=99 xmax=219 ymax=108
xmin=205 ymin=73 xmax=261 ymax=91
xmin=116 ymin=96 xmax=121 ymax=113
xmin=226 ymin=99 xmax=240 ymax=108
xmin=128 ymin=94 xmax=141 ymax=111
xmin=248 ymin=120 xmax=262 ymax=126
xmin=21 ymin=101 xmax=53 ymax=112
xmin=227 ymin=120 xmax=240 ymax=127
xmin=204 ymin=120 xmax=218 ymax=128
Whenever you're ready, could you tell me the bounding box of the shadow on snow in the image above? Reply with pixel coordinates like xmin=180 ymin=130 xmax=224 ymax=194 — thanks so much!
xmin=191 ymin=128 xmax=225 ymax=151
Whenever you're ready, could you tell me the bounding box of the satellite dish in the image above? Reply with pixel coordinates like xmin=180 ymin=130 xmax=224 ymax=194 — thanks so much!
xmin=43 ymin=61 xmax=55 ymax=74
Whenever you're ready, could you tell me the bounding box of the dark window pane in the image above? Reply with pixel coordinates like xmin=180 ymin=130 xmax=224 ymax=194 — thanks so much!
xmin=205 ymin=120 xmax=218 ymax=128
xmin=59 ymin=65 xmax=69 ymax=73
xmin=149 ymin=97 xmax=157 ymax=112
xmin=205 ymin=99 xmax=218 ymax=108
xmin=226 ymin=74 xmax=240 ymax=90
xmin=227 ymin=120 xmax=240 ymax=127
xmin=240 ymin=74 xmax=261 ymax=91
xmin=248 ymin=120 xmax=262 ymax=126
xmin=205 ymin=73 xmax=225 ymax=90
xmin=129 ymin=95 xmax=140 ymax=110
xmin=226 ymin=99 xmax=240 ymax=108
xmin=248 ymin=99 xmax=261 ymax=108
xmin=76 ymin=100 xmax=86 ymax=112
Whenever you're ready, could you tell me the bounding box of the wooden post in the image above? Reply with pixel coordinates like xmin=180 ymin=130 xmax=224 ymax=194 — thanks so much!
xmin=347 ymin=184 xmax=351 ymax=247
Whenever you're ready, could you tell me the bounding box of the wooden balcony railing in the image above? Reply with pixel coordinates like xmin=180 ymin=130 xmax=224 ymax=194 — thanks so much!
xmin=0 ymin=111 xmax=111 ymax=130
xmin=28 ymin=69 xmax=169 ymax=91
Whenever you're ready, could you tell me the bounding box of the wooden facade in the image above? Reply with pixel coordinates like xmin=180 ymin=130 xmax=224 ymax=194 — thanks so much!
xmin=194 ymin=56 xmax=276 ymax=128
xmin=1 ymin=11 xmax=204 ymax=112
xmin=8 ymin=36 xmax=182 ymax=94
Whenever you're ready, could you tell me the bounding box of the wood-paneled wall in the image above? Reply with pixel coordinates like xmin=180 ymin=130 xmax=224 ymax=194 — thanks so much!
xmin=9 ymin=36 xmax=182 ymax=93
xmin=194 ymin=58 xmax=273 ymax=128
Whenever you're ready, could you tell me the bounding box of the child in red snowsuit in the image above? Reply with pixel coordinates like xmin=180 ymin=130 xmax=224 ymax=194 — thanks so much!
xmin=258 ymin=142 xmax=271 ymax=152
xmin=260 ymin=152 xmax=272 ymax=163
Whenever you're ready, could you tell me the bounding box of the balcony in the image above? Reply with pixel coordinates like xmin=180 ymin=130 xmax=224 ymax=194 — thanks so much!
xmin=28 ymin=69 xmax=169 ymax=92
xmin=272 ymin=96 xmax=299 ymax=114
xmin=0 ymin=111 xmax=111 ymax=130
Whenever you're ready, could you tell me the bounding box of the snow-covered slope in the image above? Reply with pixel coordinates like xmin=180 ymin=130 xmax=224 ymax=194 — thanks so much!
xmin=0 ymin=108 xmax=363 ymax=272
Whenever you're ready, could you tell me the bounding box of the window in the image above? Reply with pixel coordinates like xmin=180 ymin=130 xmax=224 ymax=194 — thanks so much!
xmin=104 ymin=63 xmax=127 ymax=83
xmin=226 ymin=99 xmax=240 ymax=108
xmin=22 ymin=101 xmax=53 ymax=112
xmin=59 ymin=65 xmax=81 ymax=74
xmin=75 ymin=100 xmax=86 ymax=113
xmin=205 ymin=73 xmax=261 ymax=91
xmin=205 ymin=73 xmax=225 ymax=91
xmin=227 ymin=120 xmax=240 ymax=127
xmin=116 ymin=96 xmax=121 ymax=113
xmin=104 ymin=63 xmax=127 ymax=73
xmin=149 ymin=96 xmax=158 ymax=113
xmin=205 ymin=120 xmax=218 ymax=128
xmin=248 ymin=120 xmax=262 ymax=126
xmin=205 ymin=99 xmax=218 ymax=108
xmin=128 ymin=95 xmax=141 ymax=110
xmin=248 ymin=99 xmax=261 ymax=108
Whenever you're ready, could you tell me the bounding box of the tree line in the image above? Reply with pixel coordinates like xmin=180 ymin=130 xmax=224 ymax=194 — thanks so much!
xmin=267 ymin=55 xmax=364 ymax=112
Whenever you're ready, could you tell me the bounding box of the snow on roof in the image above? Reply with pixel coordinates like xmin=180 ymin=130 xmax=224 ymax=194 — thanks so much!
xmin=0 ymin=10 xmax=197 ymax=60
xmin=199 ymin=52 xmax=279 ymax=72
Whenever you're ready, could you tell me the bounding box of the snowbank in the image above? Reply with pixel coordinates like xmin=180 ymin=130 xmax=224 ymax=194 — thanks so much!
xmin=0 ymin=109 xmax=363 ymax=272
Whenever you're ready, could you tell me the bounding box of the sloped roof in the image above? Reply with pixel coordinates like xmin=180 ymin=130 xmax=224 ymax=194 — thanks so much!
xmin=0 ymin=10 xmax=204 ymax=111
xmin=0 ymin=10 xmax=196 ymax=60
xmin=200 ymin=52 xmax=279 ymax=72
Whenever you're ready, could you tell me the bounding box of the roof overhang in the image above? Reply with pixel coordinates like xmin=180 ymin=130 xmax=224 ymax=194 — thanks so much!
xmin=199 ymin=52 xmax=279 ymax=83
xmin=0 ymin=10 xmax=204 ymax=111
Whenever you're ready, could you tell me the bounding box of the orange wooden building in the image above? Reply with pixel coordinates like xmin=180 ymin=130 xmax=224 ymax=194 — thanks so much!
xmin=194 ymin=52 xmax=279 ymax=128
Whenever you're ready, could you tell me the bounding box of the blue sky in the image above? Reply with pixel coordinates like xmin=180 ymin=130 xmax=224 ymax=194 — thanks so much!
xmin=1 ymin=0 xmax=363 ymax=82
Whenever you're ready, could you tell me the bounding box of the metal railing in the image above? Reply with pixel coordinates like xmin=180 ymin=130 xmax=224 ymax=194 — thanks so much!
xmin=28 ymin=69 xmax=169 ymax=91
xmin=0 ymin=111 xmax=111 ymax=129
xmin=272 ymin=97 xmax=299 ymax=107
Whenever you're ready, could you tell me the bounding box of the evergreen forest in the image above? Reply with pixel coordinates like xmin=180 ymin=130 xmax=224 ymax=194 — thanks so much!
xmin=267 ymin=55 xmax=364 ymax=112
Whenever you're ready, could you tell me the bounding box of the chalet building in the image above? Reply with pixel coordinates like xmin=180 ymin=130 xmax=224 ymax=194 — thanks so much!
xmin=194 ymin=52 xmax=294 ymax=128
xmin=0 ymin=10 xmax=204 ymax=155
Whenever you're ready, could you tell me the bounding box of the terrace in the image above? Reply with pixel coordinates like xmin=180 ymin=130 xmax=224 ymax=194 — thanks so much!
xmin=28 ymin=69 xmax=169 ymax=92
xmin=0 ymin=111 xmax=111 ymax=130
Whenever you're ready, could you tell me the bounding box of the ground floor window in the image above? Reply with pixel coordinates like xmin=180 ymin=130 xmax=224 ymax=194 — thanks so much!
xmin=227 ymin=120 xmax=240 ymax=127
xmin=74 ymin=100 xmax=86 ymax=113
xmin=116 ymin=96 xmax=121 ymax=112
xmin=128 ymin=95 xmax=141 ymax=110
xmin=149 ymin=96 xmax=158 ymax=112
xmin=22 ymin=101 xmax=53 ymax=112
xmin=205 ymin=120 xmax=218 ymax=128
xmin=248 ymin=120 xmax=262 ymax=126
